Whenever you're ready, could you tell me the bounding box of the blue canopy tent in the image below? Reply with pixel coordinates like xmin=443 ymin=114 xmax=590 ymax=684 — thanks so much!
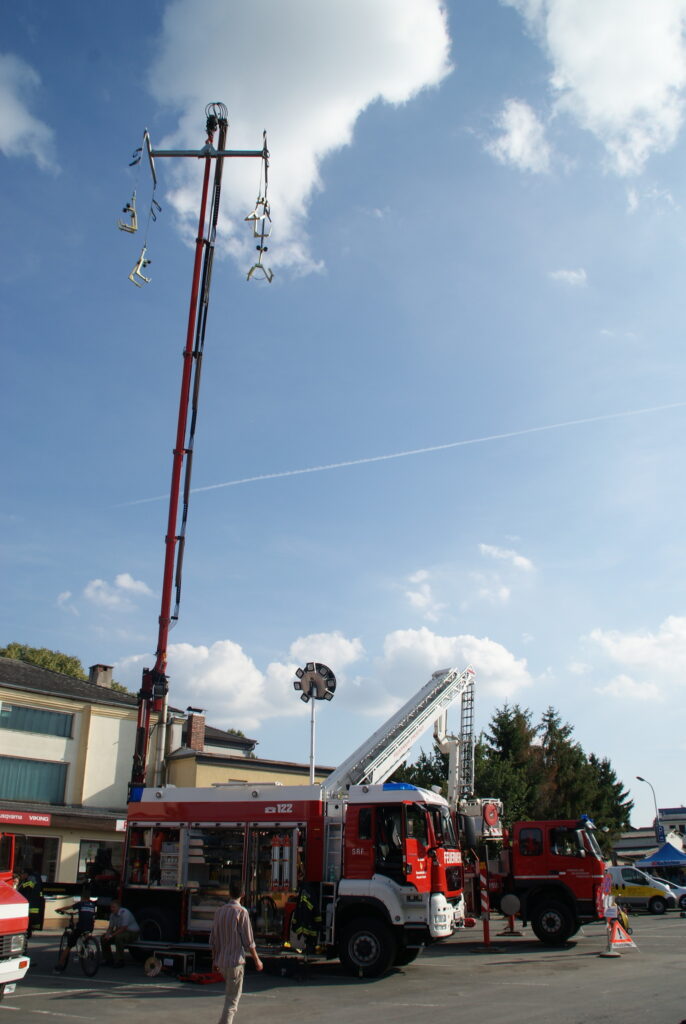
xmin=636 ymin=842 xmax=686 ymax=868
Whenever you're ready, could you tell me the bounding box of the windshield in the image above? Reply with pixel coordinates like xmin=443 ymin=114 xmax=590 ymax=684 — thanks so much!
xmin=430 ymin=806 xmax=458 ymax=847
xmin=582 ymin=828 xmax=603 ymax=859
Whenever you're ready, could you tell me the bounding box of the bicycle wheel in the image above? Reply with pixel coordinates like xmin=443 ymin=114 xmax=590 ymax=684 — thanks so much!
xmin=59 ymin=931 xmax=71 ymax=967
xmin=79 ymin=936 xmax=100 ymax=977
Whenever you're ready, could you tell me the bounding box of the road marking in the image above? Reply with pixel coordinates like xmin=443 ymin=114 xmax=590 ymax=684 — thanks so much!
xmin=1 ymin=1010 xmax=91 ymax=1021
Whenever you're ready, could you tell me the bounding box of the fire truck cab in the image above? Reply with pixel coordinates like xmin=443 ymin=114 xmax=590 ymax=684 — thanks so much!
xmin=485 ymin=817 xmax=606 ymax=944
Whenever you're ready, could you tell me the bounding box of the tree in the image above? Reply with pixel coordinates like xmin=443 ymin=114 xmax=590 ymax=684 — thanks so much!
xmin=395 ymin=700 xmax=633 ymax=840
xmin=0 ymin=642 xmax=88 ymax=680
xmin=392 ymin=744 xmax=448 ymax=793
xmin=0 ymin=642 xmax=134 ymax=696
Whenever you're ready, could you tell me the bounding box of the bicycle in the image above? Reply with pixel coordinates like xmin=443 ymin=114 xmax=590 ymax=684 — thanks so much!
xmin=56 ymin=908 xmax=100 ymax=977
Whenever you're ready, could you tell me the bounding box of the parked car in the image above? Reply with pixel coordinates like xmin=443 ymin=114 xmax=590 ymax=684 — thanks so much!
xmin=651 ymin=876 xmax=686 ymax=910
xmin=606 ymin=866 xmax=677 ymax=914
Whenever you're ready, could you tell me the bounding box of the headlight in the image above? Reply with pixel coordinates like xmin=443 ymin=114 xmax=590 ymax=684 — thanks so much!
xmin=10 ymin=934 xmax=25 ymax=953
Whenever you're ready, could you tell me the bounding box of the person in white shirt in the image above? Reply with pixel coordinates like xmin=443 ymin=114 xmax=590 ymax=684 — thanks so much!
xmin=210 ymin=881 xmax=263 ymax=1024
xmin=101 ymin=899 xmax=140 ymax=967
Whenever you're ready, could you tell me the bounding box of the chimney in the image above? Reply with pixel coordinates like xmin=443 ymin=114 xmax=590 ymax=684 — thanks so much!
xmin=186 ymin=709 xmax=205 ymax=751
xmin=88 ymin=664 xmax=113 ymax=688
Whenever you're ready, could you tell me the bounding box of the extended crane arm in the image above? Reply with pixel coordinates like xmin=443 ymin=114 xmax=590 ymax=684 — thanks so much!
xmin=323 ymin=666 xmax=474 ymax=798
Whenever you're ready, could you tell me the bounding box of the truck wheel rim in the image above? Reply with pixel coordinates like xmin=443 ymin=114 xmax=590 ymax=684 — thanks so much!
xmin=351 ymin=932 xmax=380 ymax=966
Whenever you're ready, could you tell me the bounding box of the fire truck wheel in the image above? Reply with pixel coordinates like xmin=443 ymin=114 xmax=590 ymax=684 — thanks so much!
xmin=530 ymin=901 xmax=575 ymax=945
xmin=339 ymin=917 xmax=397 ymax=978
xmin=394 ymin=945 xmax=420 ymax=966
xmin=137 ymin=913 xmax=179 ymax=942
xmin=0 ymin=984 xmax=5 ymax=1002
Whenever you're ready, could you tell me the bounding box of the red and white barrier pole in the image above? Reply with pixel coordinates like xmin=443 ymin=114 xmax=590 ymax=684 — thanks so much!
xmin=479 ymin=863 xmax=491 ymax=947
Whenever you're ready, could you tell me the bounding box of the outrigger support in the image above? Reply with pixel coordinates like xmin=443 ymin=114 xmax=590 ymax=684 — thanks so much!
xmin=129 ymin=245 xmax=151 ymax=287
xmin=118 ymin=191 xmax=138 ymax=233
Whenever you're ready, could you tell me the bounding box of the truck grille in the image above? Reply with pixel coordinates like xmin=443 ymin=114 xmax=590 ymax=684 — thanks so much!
xmin=0 ymin=933 xmax=25 ymax=957
xmin=446 ymin=867 xmax=461 ymax=892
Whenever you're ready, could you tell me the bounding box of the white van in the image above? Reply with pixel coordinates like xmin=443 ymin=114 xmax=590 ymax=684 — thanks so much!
xmin=607 ymin=865 xmax=676 ymax=914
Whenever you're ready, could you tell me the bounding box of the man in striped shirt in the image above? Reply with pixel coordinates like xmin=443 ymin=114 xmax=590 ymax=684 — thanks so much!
xmin=210 ymin=880 xmax=263 ymax=1024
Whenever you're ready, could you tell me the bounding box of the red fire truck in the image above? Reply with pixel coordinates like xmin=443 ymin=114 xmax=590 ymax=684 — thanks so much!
xmin=482 ymin=816 xmax=606 ymax=944
xmin=123 ymin=667 xmax=476 ymax=976
xmin=0 ymin=835 xmax=30 ymax=1000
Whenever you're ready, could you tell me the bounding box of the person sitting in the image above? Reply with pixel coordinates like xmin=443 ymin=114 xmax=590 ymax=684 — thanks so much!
xmin=100 ymin=899 xmax=140 ymax=967
xmin=53 ymin=890 xmax=97 ymax=974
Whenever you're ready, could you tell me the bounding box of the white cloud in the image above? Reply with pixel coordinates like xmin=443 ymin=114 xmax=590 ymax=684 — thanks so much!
xmin=0 ymin=53 xmax=57 ymax=171
xmin=114 ymin=572 xmax=153 ymax=596
xmin=595 ymin=672 xmax=664 ymax=701
xmin=479 ymin=543 xmax=535 ymax=571
xmin=148 ymin=0 xmax=452 ymax=274
xmin=471 ymin=573 xmax=511 ymax=605
xmin=548 ymin=268 xmax=587 ymax=286
xmin=486 ymin=98 xmax=552 ymax=172
xmin=115 ymin=626 xmax=531 ymax=734
xmin=588 ymin=615 xmax=686 ymax=680
xmin=56 ymin=591 xmax=79 ymax=617
xmin=289 ymin=631 xmax=364 ymax=670
xmin=116 ymin=630 xmax=365 ymax=731
xmin=382 ymin=626 xmax=533 ymax=699
xmin=503 ymin=0 xmax=686 ymax=175
xmin=404 ymin=570 xmax=446 ymax=621
xmin=83 ymin=573 xmax=153 ymax=610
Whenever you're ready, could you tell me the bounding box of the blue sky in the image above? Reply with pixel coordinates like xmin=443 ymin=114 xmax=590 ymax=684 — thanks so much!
xmin=2 ymin=0 xmax=686 ymax=829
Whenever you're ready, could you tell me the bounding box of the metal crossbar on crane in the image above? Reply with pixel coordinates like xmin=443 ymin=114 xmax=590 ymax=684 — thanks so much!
xmin=129 ymin=103 xmax=270 ymax=794
xmin=323 ymin=666 xmax=475 ymax=798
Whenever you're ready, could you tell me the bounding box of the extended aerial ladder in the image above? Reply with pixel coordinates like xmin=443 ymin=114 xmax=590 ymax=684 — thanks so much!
xmin=323 ymin=666 xmax=475 ymax=798
xmin=434 ymin=672 xmax=475 ymax=807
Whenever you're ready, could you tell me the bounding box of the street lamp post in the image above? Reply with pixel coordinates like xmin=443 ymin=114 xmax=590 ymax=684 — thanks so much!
xmin=636 ymin=775 xmax=665 ymax=844
xmin=293 ymin=663 xmax=336 ymax=783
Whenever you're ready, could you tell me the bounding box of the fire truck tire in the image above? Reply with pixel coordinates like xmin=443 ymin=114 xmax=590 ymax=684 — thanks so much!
xmin=648 ymin=896 xmax=667 ymax=915
xmin=0 ymin=984 xmax=5 ymax=1002
xmin=339 ymin=917 xmax=397 ymax=978
xmin=530 ymin=901 xmax=575 ymax=945
xmin=394 ymin=944 xmax=420 ymax=966
xmin=135 ymin=907 xmax=179 ymax=949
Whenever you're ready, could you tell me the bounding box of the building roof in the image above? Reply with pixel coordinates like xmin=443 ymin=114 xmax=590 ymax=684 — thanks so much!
xmin=166 ymin=748 xmax=334 ymax=774
xmin=0 ymin=656 xmax=137 ymax=709
xmin=179 ymin=720 xmax=257 ymax=751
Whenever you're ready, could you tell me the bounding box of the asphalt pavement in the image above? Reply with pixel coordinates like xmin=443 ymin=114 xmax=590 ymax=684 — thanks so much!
xmin=5 ymin=912 xmax=685 ymax=1024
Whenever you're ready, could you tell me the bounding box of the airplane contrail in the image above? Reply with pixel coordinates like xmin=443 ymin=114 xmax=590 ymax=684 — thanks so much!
xmin=120 ymin=401 xmax=686 ymax=507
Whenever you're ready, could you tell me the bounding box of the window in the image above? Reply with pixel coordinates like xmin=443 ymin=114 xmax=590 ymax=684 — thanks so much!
xmin=519 ymin=827 xmax=543 ymax=857
xmin=0 ymin=703 xmax=73 ymax=738
xmin=405 ymin=804 xmax=428 ymax=845
xmin=430 ymin=805 xmax=458 ymax=847
xmin=551 ymin=827 xmax=584 ymax=857
xmin=0 ymin=756 xmax=67 ymax=804
xmin=0 ymin=835 xmax=12 ymax=873
xmin=77 ymin=841 xmax=123 ymax=884
xmin=14 ymin=835 xmax=59 ymax=882
xmin=358 ymin=808 xmax=372 ymax=840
